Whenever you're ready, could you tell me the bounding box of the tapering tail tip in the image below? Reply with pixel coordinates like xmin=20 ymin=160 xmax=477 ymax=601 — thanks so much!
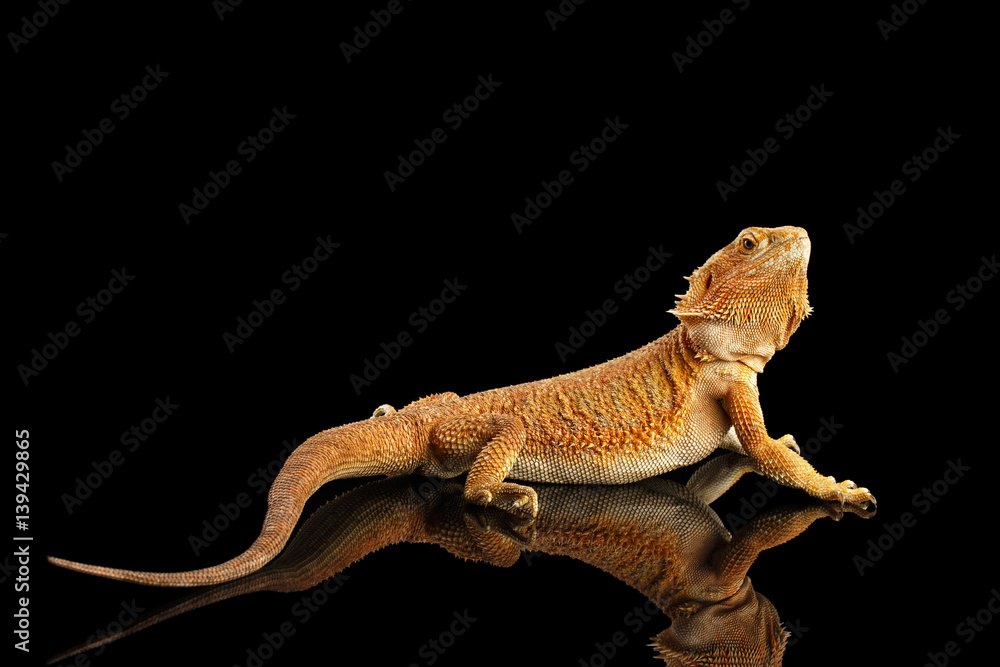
xmin=48 ymin=555 xmax=144 ymax=583
xmin=46 ymin=544 xmax=278 ymax=587
xmin=47 ymin=417 xmax=420 ymax=587
xmin=45 ymin=459 xmax=311 ymax=587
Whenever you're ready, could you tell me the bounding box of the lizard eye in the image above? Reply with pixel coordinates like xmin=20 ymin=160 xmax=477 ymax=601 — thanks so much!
xmin=740 ymin=237 xmax=756 ymax=252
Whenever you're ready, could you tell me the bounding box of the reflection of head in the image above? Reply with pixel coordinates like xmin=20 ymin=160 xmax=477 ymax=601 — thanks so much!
xmin=652 ymin=578 xmax=789 ymax=666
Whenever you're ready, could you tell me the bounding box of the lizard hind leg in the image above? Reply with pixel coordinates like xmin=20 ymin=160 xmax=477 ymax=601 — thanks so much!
xmin=428 ymin=414 xmax=538 ymax=517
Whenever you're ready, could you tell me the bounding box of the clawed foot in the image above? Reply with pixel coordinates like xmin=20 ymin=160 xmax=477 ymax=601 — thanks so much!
xmin=465 ymin=481 xmax=539 ymax=518
xmin=810 ymin=476 xmax=877 ymax=510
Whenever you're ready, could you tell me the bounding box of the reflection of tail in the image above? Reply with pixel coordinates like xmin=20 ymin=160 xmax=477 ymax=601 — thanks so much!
xmin=47 ymin=476 xmax=428 ymax=664
xmin=48 ymin=417 xmax=425 ymax=587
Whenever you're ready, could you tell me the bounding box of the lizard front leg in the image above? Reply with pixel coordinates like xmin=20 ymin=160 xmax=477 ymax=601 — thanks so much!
xmin=723 ymin=380 xmax=875 ymax=507
xmin=429 ymin=414 xmax=538 ymax=517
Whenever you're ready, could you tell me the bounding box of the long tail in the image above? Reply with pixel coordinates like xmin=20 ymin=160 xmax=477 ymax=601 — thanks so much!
xmin=48 ymin=416 xmax=425 ymax=587
xmin=48 ymin=476 xmax=431 ymax=663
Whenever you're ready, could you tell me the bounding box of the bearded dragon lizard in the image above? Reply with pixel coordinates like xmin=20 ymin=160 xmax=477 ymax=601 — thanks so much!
xmin=49 ymin=225 xmax=875 ymax=586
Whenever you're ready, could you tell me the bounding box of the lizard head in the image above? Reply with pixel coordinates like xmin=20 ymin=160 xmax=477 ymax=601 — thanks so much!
xmin=669 ymin=226 xmax=812 ymax=372
xmin=652 ymin=581 xmax=789 ymax=666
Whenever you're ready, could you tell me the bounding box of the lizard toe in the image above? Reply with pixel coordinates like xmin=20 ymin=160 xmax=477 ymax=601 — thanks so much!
xmin=777 ymin=434 xmax=801 ymax=454
xmin=464 ymin=488 xmax=493 ymax=507
xmin=489 ymin=482 xmax=539 ymax=518
xmin=464 ymin=482 xmax=539 ymax=517
xmin=852 ymin=487 xmax=876 ymax=509
xmin=503 ymin=483 xmax=539 ymax=518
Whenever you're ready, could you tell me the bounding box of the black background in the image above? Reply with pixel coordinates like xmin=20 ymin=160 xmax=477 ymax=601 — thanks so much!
xmin=7 ymin=1 xmax=995 ymax=665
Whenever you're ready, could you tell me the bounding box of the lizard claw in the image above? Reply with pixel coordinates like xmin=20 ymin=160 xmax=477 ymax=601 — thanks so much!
xmin=808 ymin=476 xmax=876 ymax=511
xmin=776 ymin=434 xmax=801 ymax=455
xmin=838 ymin=482 xmax=877 ymax=510
xmin=818 ymin=498 xmax=876 ymax=520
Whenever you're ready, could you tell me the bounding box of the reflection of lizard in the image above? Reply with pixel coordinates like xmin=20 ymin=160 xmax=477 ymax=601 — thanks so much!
xmin=48 ymin=456 xmax=871 ymax=665
xmin=50 ymin=226 xmax=874 ymax=587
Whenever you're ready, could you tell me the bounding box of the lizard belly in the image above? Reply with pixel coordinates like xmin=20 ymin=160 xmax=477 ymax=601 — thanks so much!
xmin=509 ymin=397 xmax=732 ymax=485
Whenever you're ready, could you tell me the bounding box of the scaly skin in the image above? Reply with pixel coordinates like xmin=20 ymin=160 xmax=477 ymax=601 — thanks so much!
xmin=48 ymin=226 xmax=875 ymax=586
